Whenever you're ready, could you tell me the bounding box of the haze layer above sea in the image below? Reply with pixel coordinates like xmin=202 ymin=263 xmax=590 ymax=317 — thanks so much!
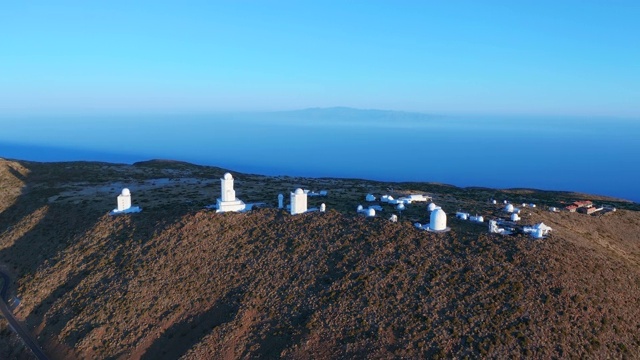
xmin=1 ymin=108 xmax=638 ymax=202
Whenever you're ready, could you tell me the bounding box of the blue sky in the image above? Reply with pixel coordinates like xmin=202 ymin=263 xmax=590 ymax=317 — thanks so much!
xmin=1 ymin=1 xmax=639 ymax=117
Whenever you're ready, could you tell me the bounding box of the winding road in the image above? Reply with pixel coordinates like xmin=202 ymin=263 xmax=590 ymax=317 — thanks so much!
xmin=0 ymin=271 xmax=50 ymax=360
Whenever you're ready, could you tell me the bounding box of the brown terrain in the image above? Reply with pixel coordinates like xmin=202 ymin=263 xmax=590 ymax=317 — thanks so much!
xmin=0 ymin=157 xmax=639 ymax=359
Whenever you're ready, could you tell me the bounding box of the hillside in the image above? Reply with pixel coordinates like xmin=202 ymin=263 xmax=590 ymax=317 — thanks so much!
xmin=0 ymin=158 xmax=639 ymax=359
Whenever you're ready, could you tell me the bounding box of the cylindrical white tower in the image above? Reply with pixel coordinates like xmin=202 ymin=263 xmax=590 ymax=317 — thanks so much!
xmin=278 ymin=194 xmax=284 ymax=209
xmin=429 ymin=209 xmax=447 ymax=231
xmin=117 ymin=188 xmax=132 ymax=211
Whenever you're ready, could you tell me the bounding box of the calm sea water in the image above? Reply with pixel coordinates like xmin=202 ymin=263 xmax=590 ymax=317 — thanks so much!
xmin=0 ymin=112 xmax=638 ymax=202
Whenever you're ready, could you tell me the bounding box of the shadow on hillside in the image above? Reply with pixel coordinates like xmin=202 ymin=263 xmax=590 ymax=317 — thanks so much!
xmin=140 ymin=287 xmax=244 ymax=360
xmin=0 ymin=160 xmax=202 ymax=356
xmin=6 ymin=164 xmax=27 ymax=183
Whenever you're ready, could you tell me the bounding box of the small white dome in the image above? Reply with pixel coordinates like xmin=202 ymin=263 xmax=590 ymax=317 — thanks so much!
xmin=357 ymin=205 xmax=364 ymax=212
xmin=223 ymin=172 xmax=233 ymax=180
xmin=295 ymin=188 xmax=304 ymax=195
xmin=320 ymin=203 xmax=326 ymax=212
xmin=430 ymin=209 xmax=447 ymax=231
xmin=366 ymin=208 xmax=376 ymax=217
xmin=428 ymin=203 xmax=437 ymax=211
xmin=365 ymin=194 xmax=376 ymax=202
xmin=397 ymin=203 xmax=406 ymax=210
xmin=121 ymin=188 xmax=131 ymax=196
xmin=505 ymin=204 xmax=515 ymax=213
xmin=511 ymin=213 xmax=520 ymax=221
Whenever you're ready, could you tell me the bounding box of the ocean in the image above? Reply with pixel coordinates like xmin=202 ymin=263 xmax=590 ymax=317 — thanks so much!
xmin=1 ymin=110 xmax=638 ymax=202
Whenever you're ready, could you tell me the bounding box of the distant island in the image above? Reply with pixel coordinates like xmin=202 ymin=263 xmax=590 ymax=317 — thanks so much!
xmin=0 ymin=157 xmax=639 ymax=359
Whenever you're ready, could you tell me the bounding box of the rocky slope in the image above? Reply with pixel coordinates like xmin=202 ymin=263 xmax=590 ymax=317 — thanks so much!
xmin=0 ymin=158 xmax=639 ymax=359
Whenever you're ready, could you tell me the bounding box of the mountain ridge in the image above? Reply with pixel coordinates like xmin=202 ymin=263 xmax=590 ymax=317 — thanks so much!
xmin=0 ymin=158 xmax=639 ymax=359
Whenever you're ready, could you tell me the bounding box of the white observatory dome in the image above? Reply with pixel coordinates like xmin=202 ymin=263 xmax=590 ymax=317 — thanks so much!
xmin=397 ymin=203 xmax=406 ymax=211
xmin=121 ymin=188 xmax=131 ymax=196
xmin=505 ymin=204 xmax=515 ymax=213
xmin=428 ymin=203 xmax=437 ymax=212
xmin=365 ymin=194 xmax=376 ymax=202
xmin=511 ymin=213 xmax=520 ymax=221
xmin=295 ymin=188 xmax=304 ymax=195
xmin=357 ymin=205 xmax=364 ymax=212
xmin=366 ymin=208 xmax=376 ymax=217
xmin=429 ymin=209 xmax=447 ymax=231
xmin=223 ymin=173 xmax=233 ymax=180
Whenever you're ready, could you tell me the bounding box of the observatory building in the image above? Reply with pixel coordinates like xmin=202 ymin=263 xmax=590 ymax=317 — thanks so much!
xmin=216 ymin=173 xmax=246 ymax=212
xmin=427 ymin=208 xmax=450 ymax=232
xmin=366 ymin=194 xmax=376 ymax=202
xmin=290 ymin=188 xmax=308 ymax=215
xmin=524 ymin=222 xmax=552 ymax=239
xmin=117 ymin=188 xmax=132 ymax=212
xmin=110 ymin=188 xmax=141 ymax=215
xmin=456 ymin=212 xmax=470 ymax=220
xmin=505 ymin=203 xmax=515 ymax=213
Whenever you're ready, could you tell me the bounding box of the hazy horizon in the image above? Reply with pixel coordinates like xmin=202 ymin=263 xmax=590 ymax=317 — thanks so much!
xmin=1 ymin=108 xmax=638 ymax=202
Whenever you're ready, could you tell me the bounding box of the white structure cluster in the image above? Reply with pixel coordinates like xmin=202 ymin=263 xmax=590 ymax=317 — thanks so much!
xmin=290 ymin=188 xmax=308 ymax=215
xmin=380 ymin=194 xmax=431 ymax=205
xmin=456 ymin=212 xmax=470 ymax=220
xmin=524 ymin=223 xmax=552 ymax=239
xmin=488 ymin=220 xmax=510 ymax=235
xmin=357 ymin=205 xmax=377 ymax=217
xmin=216 ymin=173 xmax=246 ymax=213
xmin=308 ymin=190 xmax=328 ymax=197
xmin=110 ymin=188 xmax=142 ymax=215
